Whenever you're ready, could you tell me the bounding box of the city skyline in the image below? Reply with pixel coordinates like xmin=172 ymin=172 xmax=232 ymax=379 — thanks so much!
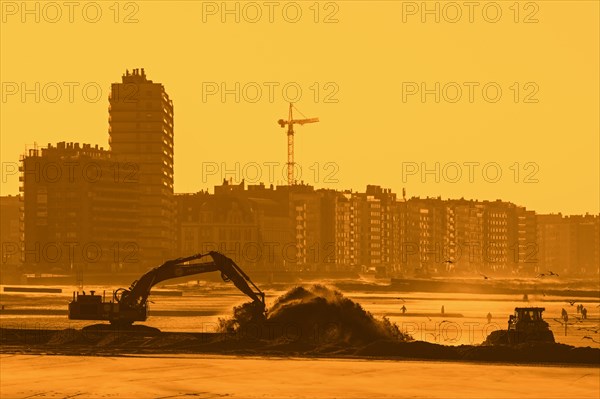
xmin=5 ymin=68 xmax=597 ymax=276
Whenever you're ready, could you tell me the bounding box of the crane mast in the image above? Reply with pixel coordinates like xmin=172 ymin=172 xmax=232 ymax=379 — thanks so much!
xmin=277 ymin=103 xmax=319 ymax=185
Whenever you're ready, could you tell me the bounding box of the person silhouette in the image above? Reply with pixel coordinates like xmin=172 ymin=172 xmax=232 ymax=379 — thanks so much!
xmin=487 ymin=312 xmax=492 ymax=324
xmin=401 ymin=305 xmax=407 ymax=314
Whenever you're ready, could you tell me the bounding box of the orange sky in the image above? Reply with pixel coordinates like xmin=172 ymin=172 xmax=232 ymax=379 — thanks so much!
xmin=1 ymin=1 xmax=598 ymax=214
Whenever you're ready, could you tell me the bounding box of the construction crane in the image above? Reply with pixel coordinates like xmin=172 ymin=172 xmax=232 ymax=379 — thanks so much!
xmin=277 ymin=103 xmax=319 ymax=185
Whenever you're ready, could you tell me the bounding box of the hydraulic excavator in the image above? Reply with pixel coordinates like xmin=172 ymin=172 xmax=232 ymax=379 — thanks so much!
xmin=68 ymin=251 xmax=265 ymax=326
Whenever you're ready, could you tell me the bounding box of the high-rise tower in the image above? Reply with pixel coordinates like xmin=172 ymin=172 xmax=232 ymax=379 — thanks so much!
xmin=109 ymin=68 xmax=175 ymax=268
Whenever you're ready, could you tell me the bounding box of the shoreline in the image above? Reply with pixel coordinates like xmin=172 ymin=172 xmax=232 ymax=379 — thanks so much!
xmin=2 ymin=347 xmax=600 ymax=369
xmin=2 ymin=327 xmax=599 ymax=366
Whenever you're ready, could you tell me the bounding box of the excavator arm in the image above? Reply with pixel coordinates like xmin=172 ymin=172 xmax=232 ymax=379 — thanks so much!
xmin=69 ymin=251 xmax=265 ymax=325
xmin=119 ymin=251 xmax=264 ymax=309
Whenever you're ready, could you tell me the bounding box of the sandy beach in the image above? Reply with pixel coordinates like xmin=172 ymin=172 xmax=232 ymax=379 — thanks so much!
xmin=2 ymin=354 xmax=599 ymax=399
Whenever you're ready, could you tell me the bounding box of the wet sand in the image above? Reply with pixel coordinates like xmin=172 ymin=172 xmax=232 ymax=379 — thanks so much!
xmin=1 ymin=354 xmax=598 ymax=398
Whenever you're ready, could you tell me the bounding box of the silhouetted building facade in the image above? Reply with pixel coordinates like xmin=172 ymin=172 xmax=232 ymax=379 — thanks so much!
xmin=537 ymin=214 xmax=571 ymax=274
xmin=109 ymin=68 xmax=176 ymax=267
xmin=514 ymin=206 xmax=537 ymax=274
xmin=537 ymin=213 xmax=599 ymax=276
xmin=334 ymin=191 xmax=362 ymax=271
xmin=20 ymin=142 xmax=140 ymax=273
xmin=445 ymin=199 xmax=485 ymax=274
xmin=175 ymin=181 xmax=338 ymax=271
xmin=176 ymin=181 xmax=288 ymax=270
xmin=404 ymin=197 xmax=446 ymax=275
xmin=1 ymin=195 xmax=21 ymax=269
xmin=333 ymin=187 xmax=404 ymax=274
xmin=567 ymin=214 xmax=599 ymax=275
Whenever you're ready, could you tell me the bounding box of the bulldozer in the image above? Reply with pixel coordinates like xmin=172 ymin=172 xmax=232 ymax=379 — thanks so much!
xmin=485 ymin=307 xmax=555 ymax=345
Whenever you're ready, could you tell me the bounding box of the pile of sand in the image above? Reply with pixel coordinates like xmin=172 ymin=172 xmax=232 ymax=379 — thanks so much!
xmin=218 ymin=285 xmax=411 ymax=345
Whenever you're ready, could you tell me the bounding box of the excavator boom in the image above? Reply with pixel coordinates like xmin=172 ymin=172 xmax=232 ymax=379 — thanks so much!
xmin=68 ymin=251 xmax=265 ymax=325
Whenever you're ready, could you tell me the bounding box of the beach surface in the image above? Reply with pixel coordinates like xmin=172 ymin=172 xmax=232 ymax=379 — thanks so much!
xmin=2 ymin=354 xmax=599 ymax=399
